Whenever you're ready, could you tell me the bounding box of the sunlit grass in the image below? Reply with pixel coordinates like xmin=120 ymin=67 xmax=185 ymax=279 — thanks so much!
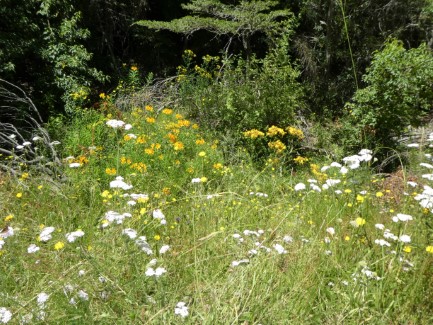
xmin=1 ymin=106 xmax=433 ymax=324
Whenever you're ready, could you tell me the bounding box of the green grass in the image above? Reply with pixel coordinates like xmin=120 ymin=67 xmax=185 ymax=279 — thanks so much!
xmin=1 ymin=105 xmax=433 ymax=324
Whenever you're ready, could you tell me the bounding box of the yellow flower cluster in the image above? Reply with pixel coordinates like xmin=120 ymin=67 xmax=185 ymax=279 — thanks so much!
xmin=286 ymin=126 xmax=304 ymax=140
xmin=310 ymin=163 xmax=327 ymax=181
xmin=293 ymin=156 xmax=309 ymax=165
xmin=267 ymin=126 xmax=286 ymax=137
xmin=130 ymin=162 xmax=147 ymax=173
xmin=268 ymin=140 xmax=287 ymax=154
xmin=243 ymin=129 xmax=265 ymax=139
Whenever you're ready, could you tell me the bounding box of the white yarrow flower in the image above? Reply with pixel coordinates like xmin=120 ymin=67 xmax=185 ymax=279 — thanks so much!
xmin=294 ymin=183 xmax=306 ymax=191
xmin=174 ymin=302 xmax=189 ymax=318
xmin=39 ymin=227 xmax=55 ymax=242
xmin=27 ymin=244 xmax=40 ymax=254
xmin=65 ymin=230 xmax=85 ymax=243
xmin=0 ymin=307 xmax=12 ymax=324
xmin=273 ymin=243 xmax=287 ymax=254
xmin=159 ymin=245 xmax=170 ymax=254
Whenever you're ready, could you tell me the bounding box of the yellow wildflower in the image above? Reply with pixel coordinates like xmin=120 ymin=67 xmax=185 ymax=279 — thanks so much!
xmin=145 ymin=105 xmax=154 ymax=112
xmin=286 ymin=126 xmax=304 ymax=139
xmin=105 ymin=168 xmax=116 ymax=175
xmin=293 ymin=156 xmax=309 ymax=165
xmin=146 ymin=117 xmax=156 ymax=124
xmin=54 ymin=241 xmax=65 ymax=250
xmin=355 ymin=217 xmax=366 ymax=226
xmin=426 ymin=246 xmax=433 ymax=253
xmin=267 ymin=125 xmax=286 ymax=137
xmin=243 ymin=129 xmax=265 ymax=139
xmin=173 ymin=141 xmax=184 ymax=151
xmin=162 ymin=108 xmax=173 ymax=115
xmin=213 ymin=163 xmax=223 ymax=170
xmin=268 ymin=140 xmax=286 ymax=154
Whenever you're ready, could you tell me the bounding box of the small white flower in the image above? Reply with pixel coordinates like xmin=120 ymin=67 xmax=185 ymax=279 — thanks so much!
xmin=50 ymin=141 xmax=61 ymax=145
xmin=110 ymin=176 xmax=133 ymax=190
xmin=122 ymin=228 xmax=137 ymax=239
xmin=325 ymin=250 xmax=332 ymax=255
xmin=77 ymin=290 xmax=89 ymax=301
xmin=106 ymin=119 xmax=125 ymax=128
xmin=65 ymin=230 xmax=85 ymax=243
xmin=407 ymin=143 xmax=419 ymax=148
xmin=420 ymin=163 xmax=433 ymax=169
xmin=374 ymin=239 xmax=391 ymax=247
xmin=392 ymin=213 xmax=413 ymax=222
xmin=69 ymin=162 xmax=81 ymax=168
xmin=174 ymin=302 xmax=189 ymax=318
xmin=273 ymin=243 xmax=287 ymax=254
xmin=16 ymin=145 xmax=24 ymax=150
xmin=37 ymin=292 xmax=49 ymax=306
xmin=27 ymin=244 xmax=40 ymax=254
xmin=78 ymin=270 xmax=86 ymax=276
xmin=127 ymin=200 xmax=136 ymax=206
xmin=283 ymin=235 xmax=293 ymax=243
xmin=294 ymin=183 xmax=306 ymax=191
xmin=152 ymin=209 xmax=165 ymax=220
xmin=0 ymin=307 xmax=12 ymax=324
xmin=340 ymin=166 xmax=349 ymax=174
xmin=39 ymin=227 xmax=55 ymax=242
xmin=399 ymin=234 xmax=411 ymax=243
xmin=325 ymin=179 xmax=341 ymax=187
xmin=32 ymin=136 xmax=42 ymax=141
xmin=231 ymin=259 xmax=249 ymax=267
xmin=326 ymin=227 xmax=335 ymax=236
xmin=375 ymin=223 xmax=385 ymax=230
xmin=407 ymin=181 xmax=417 ymax=187
xmin=22 ymin=141 xmax=31 ymax=146
xmin=191 ymin=178 xmax=201 ymax=183
xmin=145 ymin=267 xmax=166 ymax=277
xmin=124 ymin=124 xmax=133 ymax=130
xmin=159 ymin=245 xmax=170 ymax=254
xmin=248 ymin=249 xmax=258 ymax=256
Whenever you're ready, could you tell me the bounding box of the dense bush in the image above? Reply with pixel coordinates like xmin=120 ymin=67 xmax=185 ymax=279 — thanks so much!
xmin=171 ymin=36 xmax=305 ymax=144
xmin=344 ymin=39 xmax=433 ymax=149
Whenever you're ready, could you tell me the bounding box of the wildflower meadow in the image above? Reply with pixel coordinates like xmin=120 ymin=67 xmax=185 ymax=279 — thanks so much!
xmin=1 ymin=100 xmax=433 ymax=324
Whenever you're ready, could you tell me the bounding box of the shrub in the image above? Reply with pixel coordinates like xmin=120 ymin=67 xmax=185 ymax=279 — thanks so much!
xmin=344 ymin=39 xmax=433 ymax=149
xmin=171 ymin=36 xmax=305 ymax=143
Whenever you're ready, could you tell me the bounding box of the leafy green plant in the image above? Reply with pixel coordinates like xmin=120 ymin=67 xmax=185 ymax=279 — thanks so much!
xmin=170 ymin=33 xmax=305 ymax=148
xmin=344 ymin=39 xmax=433 ymax=149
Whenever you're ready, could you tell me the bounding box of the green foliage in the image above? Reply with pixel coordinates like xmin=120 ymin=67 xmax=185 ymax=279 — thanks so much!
xmin=0 ymin=0 xmax=107 ymax=116
xmin=39 ymin=5 xmax=107 ymax=114
xmin=345 ymin=39 xmax=433 ymax=148
xmin=136 ymin=0 xmax=295 ymax=56
xmin=171 ymin=34 xmax=304 ymax=155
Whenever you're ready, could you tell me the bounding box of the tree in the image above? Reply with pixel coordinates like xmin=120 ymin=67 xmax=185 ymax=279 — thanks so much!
xmin=135 ymin=0 xmax=295 ymax=58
